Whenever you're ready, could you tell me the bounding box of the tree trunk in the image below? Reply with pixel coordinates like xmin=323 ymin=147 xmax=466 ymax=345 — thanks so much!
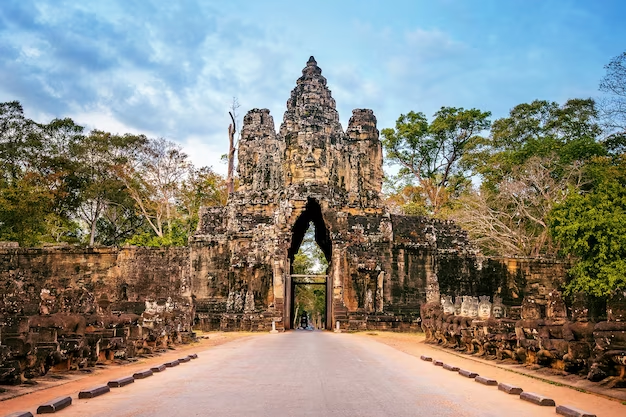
xmin=226 ymin=112 xmax=236 ymax=195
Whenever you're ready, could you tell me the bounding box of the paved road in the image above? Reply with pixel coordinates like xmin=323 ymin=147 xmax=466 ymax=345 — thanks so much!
xmin=54 ymin=331 xmax=555 ymax=417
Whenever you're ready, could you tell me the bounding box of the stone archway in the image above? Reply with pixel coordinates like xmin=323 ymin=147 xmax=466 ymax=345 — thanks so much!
xmin=285 ymin=198 xmax=333 ymax=330
xmin=191 ymin=57 xmax=472 ymax=333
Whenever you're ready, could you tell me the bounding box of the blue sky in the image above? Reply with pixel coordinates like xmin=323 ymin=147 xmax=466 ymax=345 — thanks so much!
xmin=1 ymin=0 xmax=624 ymax=173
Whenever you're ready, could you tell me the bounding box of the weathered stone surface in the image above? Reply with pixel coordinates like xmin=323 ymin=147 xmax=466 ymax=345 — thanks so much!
xmin=556 ymin=405 xmax=597 ymax=417
xmin=188 ymin=353 xmax=198 ymax=359
xmin=133 ymin=369 xmax=153 ymax=379
xmin=442 ymin=363 xmax=459 ymax=371
xmin=178 ymin=356 xmax=191 ymax=363
xmin=420 ymin=355 xmax=432 ymax=362
xmin=433 ymin=360 xmax=443 ymax=366
xmin=150 ymin=364 xmax=166 ymax=372
xmin=164 ymin=360 xmax=179 ymax=367
xmin=4 ymin=412 xmax=33 ymax=417
xmin=36 ymin=396 xmax=72 ymax=413
xmin=108 ymin=376 xmax=134 ymax=388
xmin=190 ymin=57 xmax=485 ymax=334
xmin=458 ymin=369 xmax=478 ymax=378
xmin=78 ymin=385 xmax=110 ymax=399
xmin=497 ymin=383 xmax=523 ymax=394
xmin=0 ymin=246 xmax=194 ymax=384
xmin=519 ymin=392 xmax=555 ymax=406
xmin=474 ymin=376 xmax=497 ymax=386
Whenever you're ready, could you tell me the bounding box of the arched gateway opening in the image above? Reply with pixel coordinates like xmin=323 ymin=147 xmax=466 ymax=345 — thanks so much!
xmin=286 ymin=198 xmax=332 ymax=330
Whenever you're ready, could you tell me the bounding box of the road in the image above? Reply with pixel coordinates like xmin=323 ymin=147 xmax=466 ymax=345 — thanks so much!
xmin=22 ymin=331 xmax=563 ymax=417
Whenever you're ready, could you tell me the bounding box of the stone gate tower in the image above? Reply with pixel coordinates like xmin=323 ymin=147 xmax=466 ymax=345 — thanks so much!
xmin=190 ymin=57 xmax=472 ymax=331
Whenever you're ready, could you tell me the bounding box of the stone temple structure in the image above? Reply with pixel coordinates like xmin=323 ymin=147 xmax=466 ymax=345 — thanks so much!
xmin=1 ymin=57 xmax=624 ymax=387
xmin=190 ymin=57 xmax=474 ymax=331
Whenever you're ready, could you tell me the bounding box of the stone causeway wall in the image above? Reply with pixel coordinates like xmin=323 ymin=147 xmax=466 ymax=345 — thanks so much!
xmin=421 ymin=283 xmax=626 ymax=388
xmin=0 ymin=246 xmax=193 ymax=384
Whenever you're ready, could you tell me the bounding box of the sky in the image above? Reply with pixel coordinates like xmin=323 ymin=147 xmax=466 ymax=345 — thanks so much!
xmin=1 ymin=0 xmax=624 ymax=174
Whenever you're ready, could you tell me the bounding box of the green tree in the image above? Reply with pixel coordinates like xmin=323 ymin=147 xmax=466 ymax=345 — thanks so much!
xmin=453 ymin=99 xmax=605 ymax=256
xmin=179 ymin=166 xmax=227 ymax=238
xmin=550 ymin=155 xmax=626 ymax=296
xmin=117 ymin=138 xmax=190 ymax=240
xmin=0 ymin=103 xmax=85 ymax=245
xmin=466 ymin=99 xmax=604 ymax=189
xmin=76 ymin=131 xmax=148 ymax=246
xmin=381 ymin=107 xmax=491 ymax=216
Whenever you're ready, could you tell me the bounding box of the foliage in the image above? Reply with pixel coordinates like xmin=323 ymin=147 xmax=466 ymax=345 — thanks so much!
xmin=382 ymin=181 xmax=429 ymax=216
xmin=76 ymin=130 xmax=148 ymax=246
xmin=381 ymin=107 xmax=491 ymax=215
xmin=453 ymin=99 xmax=604 ymax=256
xmin=465 ymin=99 xmax=604 ymax=189
xmin=550 ymin=155 xmax=626 ymax=297
xmin=178 ymin=166 xmax=227 ymax=238
xmin=0 ymin=100 xmax=226 ymax=247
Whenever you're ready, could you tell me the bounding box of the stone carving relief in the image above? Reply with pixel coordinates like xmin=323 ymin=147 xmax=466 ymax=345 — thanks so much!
xmin=478 ymin=295 xmax=491 ymax=320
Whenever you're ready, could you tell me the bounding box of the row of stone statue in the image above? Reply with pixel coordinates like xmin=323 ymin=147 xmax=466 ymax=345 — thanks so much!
xmin=421 ymin=291 xmax=626 ymax=388
xmin=440 ymin=295 xmax=506 ymax=319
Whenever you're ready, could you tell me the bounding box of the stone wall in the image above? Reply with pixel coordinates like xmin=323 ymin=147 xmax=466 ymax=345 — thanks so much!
xmin=0 ymin=246 xmax=193 ymax=384
xmin=188 ymin=58 xmax=573 ymax=335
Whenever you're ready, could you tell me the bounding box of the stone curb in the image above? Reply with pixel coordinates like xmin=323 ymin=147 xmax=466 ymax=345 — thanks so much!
xmin=458 ymin=369 xmax=478 ymax=378
xmin=443 ymin=363 xmax=459 ymax=371
xmin=151 ymin=364 xmax=167 ymax=372
xmin=498 ymin=383 xmax=523 ymax=395
xmin=36 ymin=396 xmax=72 ymax=414
xmin=433 ymin=360 xmax=443 ymax=366
xmin=188 ymin=353 xmax=198 ymax=359
xmin=556 ymin=405 xmax=597 ymax=417
xmin=178 ymin=357 xmax=191 ymax=363
xmin=427 ymin=343 xmax=626 ymax=403
xmin=4 ymin=412 xmax=34 ymax=417
xmin=107 ymin=376 xmax=135 ymax=388
xmin=420 ymin=355 xmax=432 ymax=362
xmin=165 ymin=360 xmax=180 ymax=367
xmin=474 ymin=376 xmax=497 ymax=386
xmin=78 ymin=385 xmax=110 ymax=399
xmin=133 ymin=369 xmax=154 ymax=379
xmin=519 ymin=392 xmax=555 ymax=406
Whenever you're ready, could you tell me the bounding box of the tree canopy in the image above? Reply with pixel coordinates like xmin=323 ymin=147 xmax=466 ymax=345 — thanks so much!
xmin=381 ymin=107 xmax=491 ymax=216
xmin=550 ymin=155 xmax=626 ymax=296
xmin=0 ymin=101 xmax=226 ymax=247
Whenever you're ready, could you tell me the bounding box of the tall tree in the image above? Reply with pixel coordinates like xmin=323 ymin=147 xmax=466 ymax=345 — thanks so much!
xmin=76 ymin=131 xmax=147 ymax=246
xmin=381 ymin=107 xmax=491 ymax=216
xmin=550 ymin=154 xmax=626 ymax=296
xmin=599 ymin=51 xmax=626 ymax=133
xmin=452 ymin=156 xmax=585 ymax=256
xmin=179 ymin=166 xmax=227 ymax=236
xmin=118 ymin=138 xmax=190 ymax=239
xmin=455 ymin=99 xmax=605 ymax=256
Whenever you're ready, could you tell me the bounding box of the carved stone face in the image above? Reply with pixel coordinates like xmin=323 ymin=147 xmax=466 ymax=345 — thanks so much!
xmin=478 ymin=302 xmax=491 ymax=319
xmin=454 ymin=297 xmax=462 ymax=315
xmin=460 ymin=296 xmax=471 ymax=317
xmin=492 ymin=305 xmax=504 ymax=319
xmin=468 ymin=298 xmax=479 ymax=318
xmin=521 ymin=298 xmax=542 ymax=320
xmin=546 ymin=291 xmax=567 ymax=320
xmin=441 ymin=296 xmax=455 ymax=314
